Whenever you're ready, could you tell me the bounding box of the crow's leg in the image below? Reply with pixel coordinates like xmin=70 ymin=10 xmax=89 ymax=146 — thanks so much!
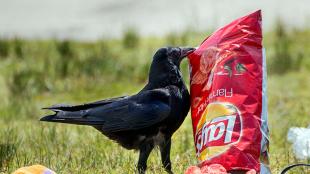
xmin=160 ymin=138 xmax=173 ymax=174
xmin=137 ymin=143 xmax=154 ymax=174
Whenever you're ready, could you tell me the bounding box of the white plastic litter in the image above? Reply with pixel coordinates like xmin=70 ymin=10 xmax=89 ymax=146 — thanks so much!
xmin=287 ymin=126 xmax=310 ymax=159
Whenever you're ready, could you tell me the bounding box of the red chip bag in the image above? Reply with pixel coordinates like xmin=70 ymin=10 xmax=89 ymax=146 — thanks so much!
xmin=188 ymin=10 xmax=270 ymax=173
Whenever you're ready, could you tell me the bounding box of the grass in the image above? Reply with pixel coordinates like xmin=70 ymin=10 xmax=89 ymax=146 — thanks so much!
xmin=0 ymin=25 xmax=310 ymax=173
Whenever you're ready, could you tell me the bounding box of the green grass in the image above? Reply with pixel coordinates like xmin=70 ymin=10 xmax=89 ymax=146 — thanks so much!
xmin=0 ymin=26 xmax=310 ymax=173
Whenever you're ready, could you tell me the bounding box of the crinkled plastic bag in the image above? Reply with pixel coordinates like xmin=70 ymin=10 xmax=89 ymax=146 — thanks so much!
xmin=187 ymin=10 xmax=270 ymax=173
xmin=287 ymin=127 xmax=310 ymax=159
xmin=13 ymin=164 xmax=56 ymax=174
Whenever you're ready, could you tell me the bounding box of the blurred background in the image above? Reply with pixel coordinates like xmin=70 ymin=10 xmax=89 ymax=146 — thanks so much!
xmin=0 ymin=0 xmax=309 ymax=40
xmin=0 ymin=0 xmax=309 ymax=173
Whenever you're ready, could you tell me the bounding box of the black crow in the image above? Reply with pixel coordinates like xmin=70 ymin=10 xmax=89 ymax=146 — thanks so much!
xmin=40 ymin=47 xmax=195 ymax=173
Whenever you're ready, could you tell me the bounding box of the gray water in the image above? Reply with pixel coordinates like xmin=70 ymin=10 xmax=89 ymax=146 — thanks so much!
xmin=0 ymin=0 xmax=309 ymax=40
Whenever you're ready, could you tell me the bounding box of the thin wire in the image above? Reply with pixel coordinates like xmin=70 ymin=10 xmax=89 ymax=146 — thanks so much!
xmin=280 ymin=163 xmax=310 ymax=174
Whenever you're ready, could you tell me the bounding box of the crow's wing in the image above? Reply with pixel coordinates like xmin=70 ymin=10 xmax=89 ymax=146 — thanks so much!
xmin=41 ymin=89 xmax=171 ymax=132
xmin=43 ymin=96 xmax=128 ymax=111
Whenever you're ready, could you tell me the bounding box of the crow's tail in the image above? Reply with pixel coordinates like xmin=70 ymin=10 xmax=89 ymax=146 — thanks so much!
xmin=40 ymin=96 xmax=128 ymax=125
xmin=40 ymin=108 xmax=105 ymax=125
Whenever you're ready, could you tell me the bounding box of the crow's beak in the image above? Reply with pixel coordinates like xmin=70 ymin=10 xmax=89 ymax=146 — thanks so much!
xmin=180 ymin=47 xmax=196 ymax=58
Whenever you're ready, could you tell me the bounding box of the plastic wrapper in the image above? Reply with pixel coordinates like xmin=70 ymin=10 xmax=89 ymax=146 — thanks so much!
xmin=287 ymin=127 xmax=310 ymax=159
xmin=13 ymin=164 xmax=55 ymax=174
xmin=187 ymin=10 xmax=270 ymax=173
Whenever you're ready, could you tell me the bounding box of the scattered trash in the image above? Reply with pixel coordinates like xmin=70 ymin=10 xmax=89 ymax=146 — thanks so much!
xmin=12 ymin=164 xmax=55 ymax=174
xmin=287 ymin=126 xmax=310 ymax=159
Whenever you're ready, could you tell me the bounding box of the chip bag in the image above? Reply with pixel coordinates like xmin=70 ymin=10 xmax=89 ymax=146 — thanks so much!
xmin=187 ymin=10 xmax=270 ymax=173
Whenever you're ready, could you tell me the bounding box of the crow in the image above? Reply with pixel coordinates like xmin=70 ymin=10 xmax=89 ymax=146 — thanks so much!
xmin=40 ymin=47 xmax=195 ymax=174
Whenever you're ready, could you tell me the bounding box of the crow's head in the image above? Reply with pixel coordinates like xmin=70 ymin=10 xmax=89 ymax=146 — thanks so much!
xmin=153 ymin=47 xmax=195 ymax=67
xmin=149 ymin=47 xmax=195 ymax=86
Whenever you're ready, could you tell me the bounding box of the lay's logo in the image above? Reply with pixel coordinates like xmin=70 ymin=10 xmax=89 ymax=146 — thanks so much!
xmin=194 ymin=102 xmax=242 ymax=161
